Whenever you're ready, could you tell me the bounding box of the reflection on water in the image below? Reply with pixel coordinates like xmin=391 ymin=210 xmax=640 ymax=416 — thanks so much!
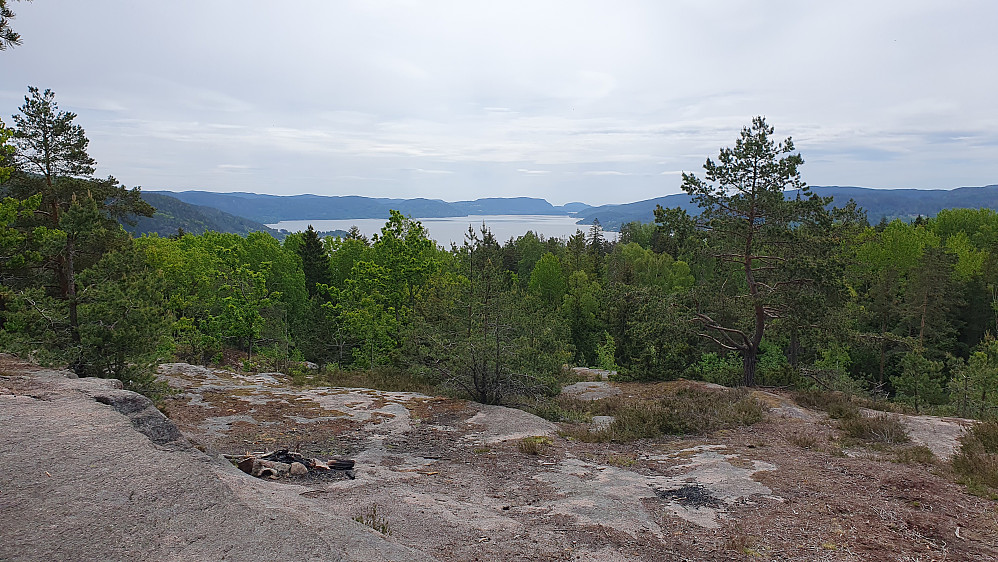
xmin=267 ymin=215 xmax=616 ymax=246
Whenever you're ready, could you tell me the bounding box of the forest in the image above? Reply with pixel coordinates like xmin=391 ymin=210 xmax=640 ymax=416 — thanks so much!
xmin=2 ymin=89 xmax=997 ymax=419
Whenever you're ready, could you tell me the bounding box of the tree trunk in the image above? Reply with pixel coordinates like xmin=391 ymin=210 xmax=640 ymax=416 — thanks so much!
xmin=66 ymin=236 xmax=79 ymax=344
xmin=742 ymin=347 xmax=758 ymax=387
xmin=786 ymin=328 xmax=800 ymax=368
xmin=919 ymin=292 xmax=928 ymax=348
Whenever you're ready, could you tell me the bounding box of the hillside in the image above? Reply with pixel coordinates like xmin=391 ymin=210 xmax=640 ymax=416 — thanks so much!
xmin=150 ymin=191 xmax=590 ymax=223
xmin=576 ymin=184 xmax=998 ymax=230
xmin=125 ymin=192 xmax=282 ymax=238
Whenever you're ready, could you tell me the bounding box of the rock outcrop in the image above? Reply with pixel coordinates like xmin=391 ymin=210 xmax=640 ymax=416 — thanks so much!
xmin=0 ymin=365 xmax=434 ymax=562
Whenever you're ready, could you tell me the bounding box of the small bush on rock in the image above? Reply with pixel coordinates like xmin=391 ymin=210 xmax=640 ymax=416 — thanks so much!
xmin=952 ymin=420 xmax=998 ymax=492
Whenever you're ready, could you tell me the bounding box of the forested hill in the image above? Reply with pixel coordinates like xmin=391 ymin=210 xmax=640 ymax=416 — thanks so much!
xmin=576 ymin=184 xmax=998 ymax=230
xmin=148 ymin=191 xmax=592 ymax=223
xmin=125 ymin=192 xmax=281 ymax=238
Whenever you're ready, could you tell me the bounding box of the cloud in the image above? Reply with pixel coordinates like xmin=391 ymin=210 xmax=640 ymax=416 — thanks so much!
xmin=4 ymin=1 xmax=998 ymax=205
xmin=412 ymin=168 xmax=455 ymax=174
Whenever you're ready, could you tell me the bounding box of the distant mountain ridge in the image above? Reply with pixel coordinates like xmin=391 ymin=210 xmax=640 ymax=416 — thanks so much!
xmin=149 ymin=191 xmax=592 ymax=224
xmin=125 ymin=192 xmax=281 ymax=238
xmin=146 ymin=185 xmax=998 ymax=234
xmin=575 ymin=184 xmax=998 ymax=231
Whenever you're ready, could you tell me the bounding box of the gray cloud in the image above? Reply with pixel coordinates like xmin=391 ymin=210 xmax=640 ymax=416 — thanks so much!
xmin=3 ymin=0 xmax=996 ymax=205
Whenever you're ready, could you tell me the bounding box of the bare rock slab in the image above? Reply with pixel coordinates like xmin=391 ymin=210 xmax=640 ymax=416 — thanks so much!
xmin=0 ymin=371 xmax=434 ymax=562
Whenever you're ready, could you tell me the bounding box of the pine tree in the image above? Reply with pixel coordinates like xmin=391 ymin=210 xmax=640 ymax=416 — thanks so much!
xmin=297 ymin=225 xmax=330 ymax=298
xmin=5 ymin=87 xmax=153 ymax=368
xmin=682 ymin=117 xmax=833 ymax=386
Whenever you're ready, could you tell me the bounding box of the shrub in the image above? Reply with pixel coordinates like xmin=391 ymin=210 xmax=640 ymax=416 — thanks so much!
xmin=529 ymin=395 xmax=593 ymax=423
xmin=894 ymin=445 xmax=936 ymax=465
xmin=599 ymin=387 xmax=765 ymax=441
xmin=839 ymin=413 xmax=909 ymax=444
xmin=792 ymin=390 xmax=861 ymax=420
xmin=688 ymin=352 xmax=742 ymax=387
xmin=952 ymin=420 xmax=998 ymax=491
xmin=786 ymin=428 xmax=820 ymax=449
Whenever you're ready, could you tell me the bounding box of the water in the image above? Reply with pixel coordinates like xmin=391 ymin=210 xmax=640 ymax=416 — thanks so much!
xmin=267 ymin=214 xmax=616 ymax=246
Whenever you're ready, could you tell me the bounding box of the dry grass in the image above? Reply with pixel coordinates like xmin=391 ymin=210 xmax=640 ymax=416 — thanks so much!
xmin=529 ymin=394 xmax=594 ymax=423
xmin=352 ymin=504 xmax=392 ymax=535
xmin=785 ymin=427 xmax=822 ymax=449
xmin=602 ymin=453 xmax=637 ymax=467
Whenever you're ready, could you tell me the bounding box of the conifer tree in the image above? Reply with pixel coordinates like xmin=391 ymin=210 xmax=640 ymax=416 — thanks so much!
xmin=682 ymin=117 xmax=832 ymax=386
xmin=297 ymin=225 xmax=330 ymax=298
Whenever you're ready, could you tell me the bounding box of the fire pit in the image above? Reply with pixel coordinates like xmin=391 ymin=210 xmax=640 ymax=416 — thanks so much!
xmin=229 ymin=449 xmax=356 ymax=480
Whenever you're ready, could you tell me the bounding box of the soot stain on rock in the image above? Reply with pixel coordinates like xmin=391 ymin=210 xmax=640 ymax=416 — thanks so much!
xmin=654 ymin=483 xmax=722 ymax=508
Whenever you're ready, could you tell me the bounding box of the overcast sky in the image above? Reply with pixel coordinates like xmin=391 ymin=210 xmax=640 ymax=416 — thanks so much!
xmin=3 ymin=1 xmax=996 ymax=206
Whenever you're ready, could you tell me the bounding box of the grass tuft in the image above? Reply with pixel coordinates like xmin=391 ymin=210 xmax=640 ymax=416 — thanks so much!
xmin=518 ymin=435 xmax=553 ymax=455
xmin=353 ymin=504 xmax=392 ymax=535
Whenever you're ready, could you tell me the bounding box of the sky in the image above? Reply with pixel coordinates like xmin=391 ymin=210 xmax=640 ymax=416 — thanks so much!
xmin=2 ymin=1 xmax=996 ymax=206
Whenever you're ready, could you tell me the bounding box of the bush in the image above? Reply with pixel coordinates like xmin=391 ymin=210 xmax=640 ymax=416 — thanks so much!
xmin=319 ymin=365 xmax=438 ymax=394
xmin=894 ymin=445 xmax=935 ymax=465
xmin=529 ymin=395 xmax=593 ymax=423
xmin=594 ymin=387 xmax=765 ymax=442
xmin=688 ymin=352 xmax=742 ymax=387
xmin=839 ymin=413 xmax=909 ymax=444
xmin=952 ymin=420 xmax=998 ymax=491
xmin=792 ymin=390 xmax=861 ymax=420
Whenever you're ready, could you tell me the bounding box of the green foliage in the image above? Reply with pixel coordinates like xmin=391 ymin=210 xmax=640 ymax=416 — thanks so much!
xmin=618 ymin=220 xmax=656 ymax=249
xmin=75 ymin=244 xmax=171 ymax=395
xmin=618 ymin=242 xmax=693 ymax=293
xmin=0 ymin=0 xmax=25 ymax=50
xmin=792 ymin=389 xmax=862 ymax=420
xmin=406 ymin=225 xmax=567 ymax=405
xmin=0 ymin=118 xmax=13 ymax=183
xmin=891 ymin=351 xmax=945 ymax=413
xmin=948 ymin=336 xmax=998 ymax=418
xmin=688 ymin=352 xmax=742 ymax=387
xmin=12 ymin=87 xmax=96 ymax=182
xmin=651 ymin=205 xmax=696 ymax=258
xmin=595 ymin=331 xmax=617 ymax=371
xmin=517 ymin=435 xmax=553 ymax=455
xmin=528 ymin=252 xmax=565 ymax=308
xmin=4 ymin=98 xmax=998 ymax=416
xmin=562 ymin=270 xmax=602 ymax=366
xmin=296 ymin=225 xmax=330 ymax=297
